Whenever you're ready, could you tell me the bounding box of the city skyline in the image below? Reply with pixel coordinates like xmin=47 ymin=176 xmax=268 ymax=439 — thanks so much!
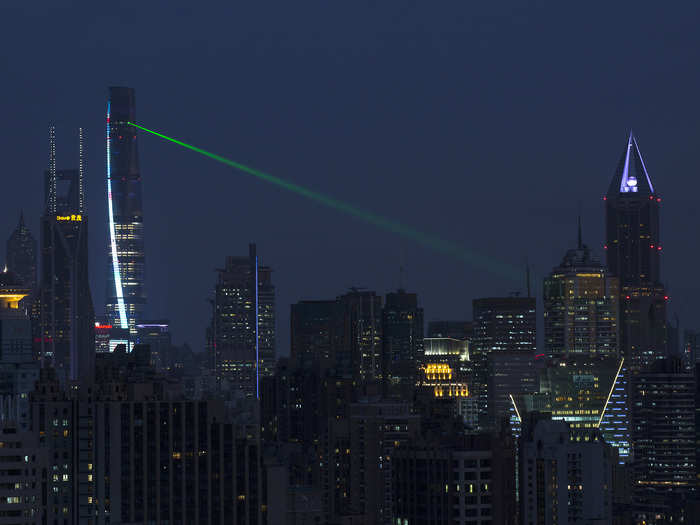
xmin=2 ymin=3 xmax=700 ymax=355
xmin=0 ymin=3 xmax=698 ymax=523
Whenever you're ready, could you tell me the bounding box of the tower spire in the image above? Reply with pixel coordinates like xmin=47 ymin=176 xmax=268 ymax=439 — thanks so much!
xmin=48 ymin=126 xmax=57 ymax=213
xmin=78 ymin=127 xmax=84 ymax=213
xmin=577 ymin=214 xmax=582 ymax=249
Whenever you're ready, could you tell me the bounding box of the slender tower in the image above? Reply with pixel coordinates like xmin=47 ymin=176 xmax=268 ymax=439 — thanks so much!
xmin=605 ymin=132 xmax=667 ymax=370
xmin=105 ymin=87 xmax=146 ymax=334
xmin=39 ymin=127 xmax=95 ymax=383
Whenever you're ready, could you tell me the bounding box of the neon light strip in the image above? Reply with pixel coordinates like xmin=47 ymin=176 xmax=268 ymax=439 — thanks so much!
xmin=619 ymin=135 xmax=632 ymax=192
xmin=255 ymin=256 xmax=259 ymax=400
xmin=510 ymin=394 xmax=522 ymax=423
xmin=107 ymin=102 xmax=129 ymax=329
xmin=597 ymin=357 xmax=624 ymax=427
xmin=632 ymin=136 xmax=654 ymax=193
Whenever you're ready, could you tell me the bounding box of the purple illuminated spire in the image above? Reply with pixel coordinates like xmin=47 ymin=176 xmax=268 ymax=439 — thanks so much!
xmin=607 ymin=131 xmax=654 ymax=197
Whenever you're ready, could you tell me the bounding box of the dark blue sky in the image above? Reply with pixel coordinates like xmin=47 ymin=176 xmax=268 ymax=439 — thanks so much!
xmin=2 ymin=1 xmax=700 ymax=351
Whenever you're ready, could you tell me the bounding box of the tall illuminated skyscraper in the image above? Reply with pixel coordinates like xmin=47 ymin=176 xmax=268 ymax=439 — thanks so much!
xmin=105 ymin=87 xmax=146 ymax=334
xmin=605 ymin=132 xmax=667 ymax=370
xmin=39 ymin=127 xmax=95 ymax=383
xmin=543 ymin=222 xmax=619 ymax=357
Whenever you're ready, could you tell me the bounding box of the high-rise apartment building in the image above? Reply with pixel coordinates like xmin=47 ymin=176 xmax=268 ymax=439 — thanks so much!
xmin=290 ymin=299 xmax=342 ymax=372
xmin=472 ymin=297 xmax=536 ymax=428
xmin=5 ymin=212 xmax=37 ymax=292
xmin=472 ymin=297 xmax=536 ymax=354
xmin=381 ymin=289 xmax=424 ymax=394
xmin=105 ymin=86 xmax=147 ymax=334
xmin=605 ymin=132 xmax=667 ymax=370
xmin=30 ymin=368 xmax=262 ymax=525
xmin=393 ymin=429 xmax=517 ymax=525
xmin=210 ymin=244 xmax=275 ymax=397
xmin=39 ymin=127 xmax=94 ymax=384
xmin=544 ymin=225 xmax=619 ymax=357
xmin=631 ymin=357 xmax=696 ymax=523
xmin=337 ymin=289 xmax=383 ymax=382
xmin=519 ymin=416 xmax=614 ymax=524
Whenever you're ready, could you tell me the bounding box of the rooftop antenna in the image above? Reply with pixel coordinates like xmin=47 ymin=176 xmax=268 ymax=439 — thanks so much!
xmin=577 ymin=214 xmax=582 ymax=250
xmin=525 ymin=258 xmax=531 ymax=298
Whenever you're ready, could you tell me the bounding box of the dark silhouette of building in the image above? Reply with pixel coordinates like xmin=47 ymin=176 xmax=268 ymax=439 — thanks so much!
xmin=427 ymin=320 xmax=473 ymax=340
xmin=5 ymin=211 xmax=37 ymax=291
xmin=39 ymin=126 xmax=94 ymax=384
xmin=519 ymin=414 xmax=614 ymax=524
xmin=393 ymin=427 xmax=517 ymax=525
xmin=290 ymin=299 xmax=342 ymax=372
xmin=337 ymin=289 xmax=383 ymax=382
xmin=136 ymin=320 xmax=172 ymax=372
xmin=631 ymin=357 xmax=696 ymax=523
xmin=605 ymin=132 xmax=667 ymax=371
xmin=0 ymin=270 xmax=40 ymax=431
xmin=105 ymin=86 xmax=147 ymax=334
xmin=381 ymin=289 xmax=424 ymax=396
xmin=544 ymin=220 xmax=619 ymax=357
xmin=29 ymin=366 xmax=262 ymax=525
xmin=210 ymin=244 xmax=275 ymax=397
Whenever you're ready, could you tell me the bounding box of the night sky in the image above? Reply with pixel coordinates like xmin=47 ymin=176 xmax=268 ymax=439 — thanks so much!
xmin=2 ymin=2 xmax=700 ymax=352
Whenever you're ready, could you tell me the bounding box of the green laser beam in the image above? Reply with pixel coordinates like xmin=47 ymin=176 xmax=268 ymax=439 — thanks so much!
xmin=128 ymin=121 xmax=521 ymax=281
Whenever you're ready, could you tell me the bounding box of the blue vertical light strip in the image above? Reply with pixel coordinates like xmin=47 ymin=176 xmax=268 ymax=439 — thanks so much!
xmin=106 ymin=102 xmax=129 ymax=329
xmin=255 ymin=256 xmax=260 ymax=399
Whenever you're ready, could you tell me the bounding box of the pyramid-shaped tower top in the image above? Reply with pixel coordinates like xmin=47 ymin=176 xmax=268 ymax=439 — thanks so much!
xmin=607 ymin=131 xmax=655 ymax=197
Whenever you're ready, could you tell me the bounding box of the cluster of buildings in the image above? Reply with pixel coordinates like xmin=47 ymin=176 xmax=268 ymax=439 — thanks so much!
xmin=0 ymin=86 xmax=698 ymax=524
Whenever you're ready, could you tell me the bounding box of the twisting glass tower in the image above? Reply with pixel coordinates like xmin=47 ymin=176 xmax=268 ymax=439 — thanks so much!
xmin=105 ymin=87 xmax=146 ymax=334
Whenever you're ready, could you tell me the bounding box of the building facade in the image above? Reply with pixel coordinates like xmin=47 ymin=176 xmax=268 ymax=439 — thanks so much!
xmin=210 ymin=244 xmax=275 ymax=397
xmin=472 ymin=297 xmax=536 ymax=428
xmin=5 ymin=212 xmax=37 ymax=292
xmin=393 ymin=430 xmax=517 ymax=525
xmin=105 ymin=86 xmax=147 ymax=334
xmin=39 ymin=126 xmax=95 ymax=384
xmin=605 ymin=132 xmax=667 ymax=371
xmin=381 ymin=289 xmax=424 ymax=395
xmin=520 ymin=416 xmax=613 ymax=525
xmin=631 ymin=357 xmax=696 ymax=523
xmin=544 ymin=227 xmax=619 ymax=357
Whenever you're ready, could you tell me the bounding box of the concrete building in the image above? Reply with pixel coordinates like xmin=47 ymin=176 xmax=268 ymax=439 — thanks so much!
xmin=393 ymin=429 xmax=517 ymax=525
xmin=520 ymin=415 xmax=613 ymax=525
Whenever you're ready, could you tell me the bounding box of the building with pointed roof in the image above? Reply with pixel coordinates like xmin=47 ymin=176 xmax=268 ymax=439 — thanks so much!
xmin=605 ymin=132 xmax=667 ymax=371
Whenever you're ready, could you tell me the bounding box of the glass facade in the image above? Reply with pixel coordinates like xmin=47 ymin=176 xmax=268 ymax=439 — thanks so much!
xmin=105 ymin=87 xmax=146 ymax=334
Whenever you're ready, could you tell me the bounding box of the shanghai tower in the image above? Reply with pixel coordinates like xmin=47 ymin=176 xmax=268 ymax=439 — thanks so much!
xmin=105 ymin=87 xmax=146 ymax=333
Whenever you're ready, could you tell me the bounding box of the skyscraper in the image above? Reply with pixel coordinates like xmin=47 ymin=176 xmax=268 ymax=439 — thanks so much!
xmin=472 ymin=296 xmax=536 ymax=428
xmin=39 ymin=127 xmax=95 ymax=383
xmin=544 ymin=222 xmax=619 ymax=357
xmin=105 ymin=86 xmax=147 ymax=334
xmin=381 ymin=289 xmax=424 ymax=394
xmin=337 ymin=289 xmax=383 ymax=382
xmin=5 ymin=212 xmax=37 ymax=291
xmin=210 ymin=244 xmax=275 ymax=397
xmin=631 ymin=357 xmax=696 ymax=523
xmin=290 ymin=299 xmax=342 ymax=372
xmin=519 ymin=416 xmax=614 ymax=524
xmin=605 ymin=132 xmax=667 ymax=370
